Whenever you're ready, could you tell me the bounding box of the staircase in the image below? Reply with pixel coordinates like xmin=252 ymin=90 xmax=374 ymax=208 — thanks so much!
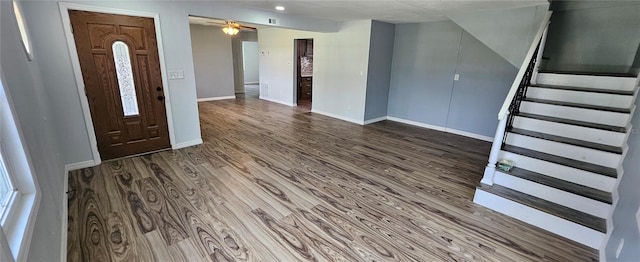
xmin=474 ymin=71 xmax=639 ymax=251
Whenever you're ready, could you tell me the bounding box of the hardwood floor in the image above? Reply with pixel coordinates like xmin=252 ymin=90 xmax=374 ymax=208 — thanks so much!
xmin=67 ymin=95 xmax=598 ymax=261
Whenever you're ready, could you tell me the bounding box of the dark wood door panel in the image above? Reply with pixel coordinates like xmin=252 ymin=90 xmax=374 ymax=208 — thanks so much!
xmin=70 ymin=10 xmax=170 ymax=160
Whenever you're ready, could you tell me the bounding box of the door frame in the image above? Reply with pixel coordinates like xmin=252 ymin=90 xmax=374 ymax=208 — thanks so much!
xmin=59 ymin=2 xmax=176 ymax=166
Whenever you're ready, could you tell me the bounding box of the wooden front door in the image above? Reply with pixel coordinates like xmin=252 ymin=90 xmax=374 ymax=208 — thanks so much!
xmin=70 ymin=11 xmax=170 ymax=160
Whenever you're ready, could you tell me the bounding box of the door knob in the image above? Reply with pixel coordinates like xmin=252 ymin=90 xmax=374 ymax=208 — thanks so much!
xmin=156 ymin=87 xmax=162 ymax=91
xmin=157 ymin=95 xmax=165 ymax=101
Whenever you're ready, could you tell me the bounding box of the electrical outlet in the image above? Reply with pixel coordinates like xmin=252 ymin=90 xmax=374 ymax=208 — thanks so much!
xmin=454 ymin=74 xmax=460 ymax=81
xmin=616 ymin=238 xmax=624 ymax=259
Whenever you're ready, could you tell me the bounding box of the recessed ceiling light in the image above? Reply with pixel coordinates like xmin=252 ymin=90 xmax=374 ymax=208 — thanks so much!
xmin=275 ymin=6 xmax=285 ymax=11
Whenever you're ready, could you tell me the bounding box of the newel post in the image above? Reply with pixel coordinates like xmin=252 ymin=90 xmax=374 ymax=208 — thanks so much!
xmin=481 ymin=113 xmax=509 ymax=185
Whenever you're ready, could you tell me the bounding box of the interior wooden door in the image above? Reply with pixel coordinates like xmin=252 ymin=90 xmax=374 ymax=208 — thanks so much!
xmin=69 ymin=10 xmax=170 ymax=160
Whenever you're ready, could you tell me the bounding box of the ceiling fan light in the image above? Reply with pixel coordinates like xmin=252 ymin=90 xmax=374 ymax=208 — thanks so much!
xmin=222 ymin=22 xmax=240 ymax=36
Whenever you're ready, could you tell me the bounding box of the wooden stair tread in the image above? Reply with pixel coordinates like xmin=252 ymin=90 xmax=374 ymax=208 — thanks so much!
xmin=477 ymin=184 xmax=607 ymax=233
xmin=505 ymin=167 xmax=612 ymax=204
xmin=518 ymin=112 xmax=628 ymax=133
xmin=509 ymin=128 xmax=623 ymax=154
xmin=531 ymin=84 xmax=635 ymax=96
xmin=523 ymin=97 xmax=632 ymax=113
xmin=502 ymin=145 xmax=617 ymax=178
xmin=538 ymin=70 xmax=637 ymax=78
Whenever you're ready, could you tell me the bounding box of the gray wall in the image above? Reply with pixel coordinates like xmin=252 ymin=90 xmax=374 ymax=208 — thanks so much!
xmin=1 ymin=1 xmax=65 ymax=260
xmin=631 ymin=43 xmax=640 ymax=75
xmin=189 ymin=24 xmax=235 ymax=99
xmin=543 ymin=2 xmax=640 ymax=73
xmin=388 ymin=21 xmax=462 ymax=128
xmin=364 ymin=21 xmax=395 ymax=121
xmin=243 ymin=42 xmax=260 ymax=83
xmin=388 ymin=21 xmax=517 ymax=138
xmin=447 ymin=31 xmax=519 ymax=136
xmin=606 ymin=91 xmax=640 ymax=261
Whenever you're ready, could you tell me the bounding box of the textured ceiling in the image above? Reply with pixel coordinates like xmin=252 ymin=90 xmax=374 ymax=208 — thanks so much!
xmin=217 ymin=0 xmax=548 ymax=24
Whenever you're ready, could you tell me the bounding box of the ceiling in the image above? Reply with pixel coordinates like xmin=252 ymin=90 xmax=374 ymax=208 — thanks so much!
xmin=217 ymin=0 xmax=548 ymax=24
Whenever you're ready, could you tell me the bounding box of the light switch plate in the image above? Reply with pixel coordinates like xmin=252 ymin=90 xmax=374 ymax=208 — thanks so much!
xmin=454 ymin=74 xmax=460 ymax=81
xmin=168 ymin=70 xmax=184 ymax=80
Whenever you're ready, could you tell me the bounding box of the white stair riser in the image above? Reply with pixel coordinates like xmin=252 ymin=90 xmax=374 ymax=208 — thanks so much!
xmin=505 ymin=133 xmax=622 ymax=168
xmin=474 ymin=189 xmax=605 ymax=249
xmin=537 ymin=73 xmax=637 ymax=91
xmin=526 ymin=87 xmax=634 ymax=109
xmin=498 ymin=150 xmax=616 ymax=192
xmin=493 ymin=171 xmax=611 ymax=218
xmin=513 ymin=117 xmax=627 ymax=147
xmin=520 ymin=101 xmax=629 ymax=127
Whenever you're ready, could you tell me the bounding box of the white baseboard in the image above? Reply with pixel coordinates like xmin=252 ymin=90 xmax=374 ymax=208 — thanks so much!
xmin=197 ymin=96 xmax=236 ymax=102
xmin=60 ymin=168 xmax=70 ymax=262
xmin=446 ymin=128 xmax=494 ymax=142
xmin=173 ymin=139 xmax=203 ymax=150
xmin=311 ymin=109 xmax=364 ymax=125
xmin=259 ymin=96 xmax=295 ymax=107
xmin=386 ymin=116 xmax=493 ymax=142
xmin=386 ymin=116 xmax=446 ymax=131
xmin=363 ymin=116 xmax=387 ymax=125
xmin=305 ymin=113 xmax=493 ymax=142
xmin=64 ymin=160 xmax=97 ymax=171
xmin=244 ymin=82 xmax=259 ymax=85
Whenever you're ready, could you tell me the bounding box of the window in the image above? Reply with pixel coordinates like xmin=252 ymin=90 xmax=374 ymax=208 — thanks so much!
xmin=0 ymin=153 xmax=16 ymax=219
xmin=0 ymin=62 xmax=39 ymax=262
xmin=12 ymin=0 xmax=33 ymax=61
xmin=112 ymin=41 xmax=139 ymax=116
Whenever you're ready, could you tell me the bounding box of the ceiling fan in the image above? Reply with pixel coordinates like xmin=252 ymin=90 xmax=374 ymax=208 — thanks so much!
xmin=205 ymin=20 xmax=256 ymax=36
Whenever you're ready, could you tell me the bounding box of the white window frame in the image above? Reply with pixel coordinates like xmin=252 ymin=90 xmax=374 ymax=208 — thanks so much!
xmin=12 ymin=0 xmax=33 ymax=61
xmin=0 ymin=152 xmax=17 ymax=220
xmin=0 ymin=36 xmax=41 ymax=262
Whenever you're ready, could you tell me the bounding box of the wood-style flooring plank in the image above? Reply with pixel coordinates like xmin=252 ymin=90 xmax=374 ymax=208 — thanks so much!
xmin=67 ymin=96 xmax=599 ymax=261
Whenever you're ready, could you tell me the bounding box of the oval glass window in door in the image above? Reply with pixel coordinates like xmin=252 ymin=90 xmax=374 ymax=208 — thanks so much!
xmin=112 ymin=41 xmax=140 ymax=116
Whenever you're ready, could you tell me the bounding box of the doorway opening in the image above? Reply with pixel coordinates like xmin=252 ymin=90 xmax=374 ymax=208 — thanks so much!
xmin=242 ymin=41 xmax=260 ymax=98
xmin=188 ymin=16 xmax=259 ymax=102
xmin=295 ymin=39 xmax=313 ymax=110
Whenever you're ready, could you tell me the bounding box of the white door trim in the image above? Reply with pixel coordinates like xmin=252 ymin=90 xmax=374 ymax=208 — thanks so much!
xmin=58 ymin=2 xmax=176 ymax=166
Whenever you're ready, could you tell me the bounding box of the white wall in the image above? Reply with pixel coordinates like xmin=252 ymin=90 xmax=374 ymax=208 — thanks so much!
xmin=313 ymin=21 xmax=373 ymax=122
xmin=20 ymin=1 xmax=339 ymax=166
xmin=1 ymin=1 xmax=65 ymax=261
xmin=243 ymin=42 xmax=260 ymax=84
xmin=257 ymin=28 xmax=322 ymax=105
xmin=190 ymin=24 xmax=235 ymax=99
xmin=258 ymin=20 xmax=373 ymax=122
